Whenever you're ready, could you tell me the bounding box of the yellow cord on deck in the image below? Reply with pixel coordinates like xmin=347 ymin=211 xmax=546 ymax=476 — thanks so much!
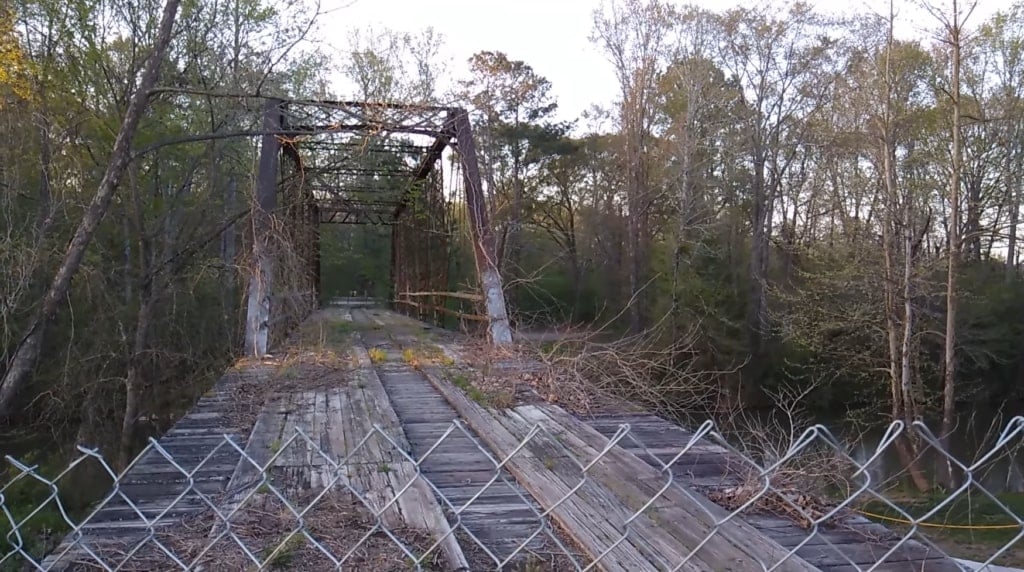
xmin=856 ymin=509 xmax=1023 ymax=530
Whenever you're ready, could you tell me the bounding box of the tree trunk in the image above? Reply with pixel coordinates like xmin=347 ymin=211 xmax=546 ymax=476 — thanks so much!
xmin=625 ymin=105 xmax=646 ymax=335
xmin=881 ymin=150 xmax=902 ymax=424
xmin=0 ymin=0 xmax=182 ymax=420
xmin=1006 ymin=149 xmax=1019 ymax=281
xmin=749 ymin=153 xmax=769 ymax=354
xmin=965 ymin=174 xmax=982 ymax=262
xmin=222 ymin=176 xmax=238 ymax=309
xmin=120 ymin=289 xmax=155 ymax=468
xmin=941 ymin=3 xmax=963 ymax=490
xmin=35 ymin=111 xmax=54 ymax=238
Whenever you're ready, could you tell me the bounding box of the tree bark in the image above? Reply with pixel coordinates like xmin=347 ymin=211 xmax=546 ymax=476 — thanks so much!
xmin=749 ymin=152 xmax=769 ymax=354
xmin=0 ymin=0 xmax=182 ymax=420
xmin=941 ymin=0 xmax=965 ymax=490
xmin=120 ymin=288 xmax=155 ymax=467
xmin=1005 ymin=146 xmax=1019 ymax=281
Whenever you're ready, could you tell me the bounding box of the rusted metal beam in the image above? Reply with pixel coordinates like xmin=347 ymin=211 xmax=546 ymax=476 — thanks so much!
xmin=286 ymin=124 xmax=445 ymax=138
xmin=244 ymin=99 xmax=283 ymax=357
xmin=319 ymin=210 xmax=395 ymax=225
xmin=394 ymin=134 xmax=450 ymax=220
xmin=310 ymin=204 xmax=321 ymax=300
xmin=450 ymin=109 xmax=513 ymax=345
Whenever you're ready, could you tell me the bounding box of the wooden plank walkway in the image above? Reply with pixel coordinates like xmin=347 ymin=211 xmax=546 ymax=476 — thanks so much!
xmin=351 ymin=307 xmax=573 ymax=565
xmin=584 ymin=414 xmax=962 ymax=572
xmin=42 ymin=309 xmax=472 ymax=571
xmin=39 ymin=303 xmax=973 ymax=571
xmin=420 ymin=365 xmax=818 ymax=571
xmin=217 ymin=344 xmax=467 ymax=569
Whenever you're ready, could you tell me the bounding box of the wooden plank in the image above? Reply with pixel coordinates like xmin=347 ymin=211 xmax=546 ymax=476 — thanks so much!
xmin=220 ymin=394 xmax=290 ymax=506
xmin=420 ymin=366 xmax=664 ymax=572
xmin=310 ymin=389 xmax=328 ymax=464
xmin=491 ymin=407 xmax=695 ymax=571
xmin=352 ymin=346 xmax=469 ymax=571
xmin=525 ymin=404 xmax=820 ymax=571
xmin=341 ymin=373 xmax=403 ymax=528
xmin=324 ymin=387 xmax=347 ymax=461
xmin=422 ymin=366 xmax=819 ymax=572
xmin=309 ymin=389 xmax=332 ymax=489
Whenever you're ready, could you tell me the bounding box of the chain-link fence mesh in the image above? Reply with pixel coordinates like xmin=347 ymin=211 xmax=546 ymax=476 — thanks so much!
xmin=2 ymin=414 xmax=1022 ymax=571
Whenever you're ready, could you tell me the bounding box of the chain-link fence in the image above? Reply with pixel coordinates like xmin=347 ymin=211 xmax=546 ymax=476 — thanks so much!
xmin=2 ymin=414 xmax=1022 ymax=571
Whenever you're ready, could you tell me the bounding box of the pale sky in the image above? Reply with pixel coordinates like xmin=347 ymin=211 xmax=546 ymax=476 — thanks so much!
xmin=320 ymin=0 xmax=1013 ymax=122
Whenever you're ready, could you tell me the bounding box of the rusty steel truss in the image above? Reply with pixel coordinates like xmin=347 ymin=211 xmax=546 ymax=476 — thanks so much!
xmin=243 ymin=100 xmax=513 ymax=356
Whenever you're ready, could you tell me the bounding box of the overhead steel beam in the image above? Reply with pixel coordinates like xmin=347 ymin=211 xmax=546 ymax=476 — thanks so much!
xmin=394 ymin=133 xmax=450 ymax=220
xmin=319 ymin=210 xmax=395 ymax=225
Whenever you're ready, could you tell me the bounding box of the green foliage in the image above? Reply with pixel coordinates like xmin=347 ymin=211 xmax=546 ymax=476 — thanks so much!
xmin=319 ymin=225 xmax=391 ymax=301
xmin=0 ymin=0 xmax=330 ymax=458
xmin=0 ymin=453 xmax=108 ymax=568
xmin=860 ymin=492 xmax=1024 ymax=566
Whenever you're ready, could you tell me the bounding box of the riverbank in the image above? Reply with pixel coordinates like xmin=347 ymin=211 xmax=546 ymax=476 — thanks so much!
xmin=861 ymin=492 xmax=1024 ymax=567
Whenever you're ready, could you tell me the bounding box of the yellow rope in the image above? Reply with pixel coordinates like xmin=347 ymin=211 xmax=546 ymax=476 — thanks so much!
xmin=856 ymin=509 xmax=1023 ymax=530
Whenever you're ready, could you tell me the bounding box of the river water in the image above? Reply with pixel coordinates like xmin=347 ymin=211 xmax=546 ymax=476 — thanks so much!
xmin=840 ymin=409 xmax=1024 ymax=493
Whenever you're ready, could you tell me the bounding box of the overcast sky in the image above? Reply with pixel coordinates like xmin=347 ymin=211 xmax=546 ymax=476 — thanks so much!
xmin=320 ymin=0 xmax=1012 ymax=122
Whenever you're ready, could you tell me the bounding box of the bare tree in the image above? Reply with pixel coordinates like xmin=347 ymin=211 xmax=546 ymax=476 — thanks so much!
xmin=921 ymin=0 xmax=978 ymax=489
xmin=592 ymin=0 xmax=675 ymax=334
xmin=715 ymin=2 xmax=833 ymax=373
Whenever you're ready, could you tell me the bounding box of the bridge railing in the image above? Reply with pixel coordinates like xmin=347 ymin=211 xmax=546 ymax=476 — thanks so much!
xmin=4 ymin=417 xmax=1022 ymax=571
xmin=392 ymin=290 xmax=488 ymax=330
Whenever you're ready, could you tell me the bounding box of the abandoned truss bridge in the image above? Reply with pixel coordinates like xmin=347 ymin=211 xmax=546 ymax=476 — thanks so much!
xmin=3 ymin=101 xmax=1017 ymax=571
xmin=242 ymin=99 xmax=512 ymax=357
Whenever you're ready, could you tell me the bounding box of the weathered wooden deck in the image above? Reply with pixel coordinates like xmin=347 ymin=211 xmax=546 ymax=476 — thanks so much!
xmin=584 ymin=414 xmax=957 ymax=572
xmin=41 ymin=303 xmax=967 ymax=571
xmin=353 ymin=308 xmax=566 ymax=563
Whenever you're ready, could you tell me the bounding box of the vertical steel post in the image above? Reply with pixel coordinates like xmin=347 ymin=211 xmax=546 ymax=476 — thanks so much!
xmin=451 ymin=109 xmax=513 ymax=345
xmin=311 ymin=204 xmax=321 ymax=302
xmin=244 ymin=99 xmax=282 ymax=357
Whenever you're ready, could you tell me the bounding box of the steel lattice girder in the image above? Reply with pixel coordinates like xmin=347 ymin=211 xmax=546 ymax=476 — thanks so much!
xmin=318 ymin=198 xmax=398 ymax=225
xmin=247 ymin=98 xmax=513 ymax=347
xmin=274 ymin=101 xmax=461 ymax=225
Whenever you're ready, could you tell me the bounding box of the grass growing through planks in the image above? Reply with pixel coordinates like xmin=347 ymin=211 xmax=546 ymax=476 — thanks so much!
xmin=401 ymin=348 xmax=419 ymax=367
xmin=277 ymin=365 xmax=297 ymax=379
xmin=263 ymin=533 xmax=305 ymax=568
xmin=367 ymin=347 xmax=387 ymax=363
xmin=401 ymin=344 xmax=453 ymax=369
xmin=448 ymin=372 xmax=514 ymax=409
xmin=324 ymin=321 xmax=356 ymax=346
